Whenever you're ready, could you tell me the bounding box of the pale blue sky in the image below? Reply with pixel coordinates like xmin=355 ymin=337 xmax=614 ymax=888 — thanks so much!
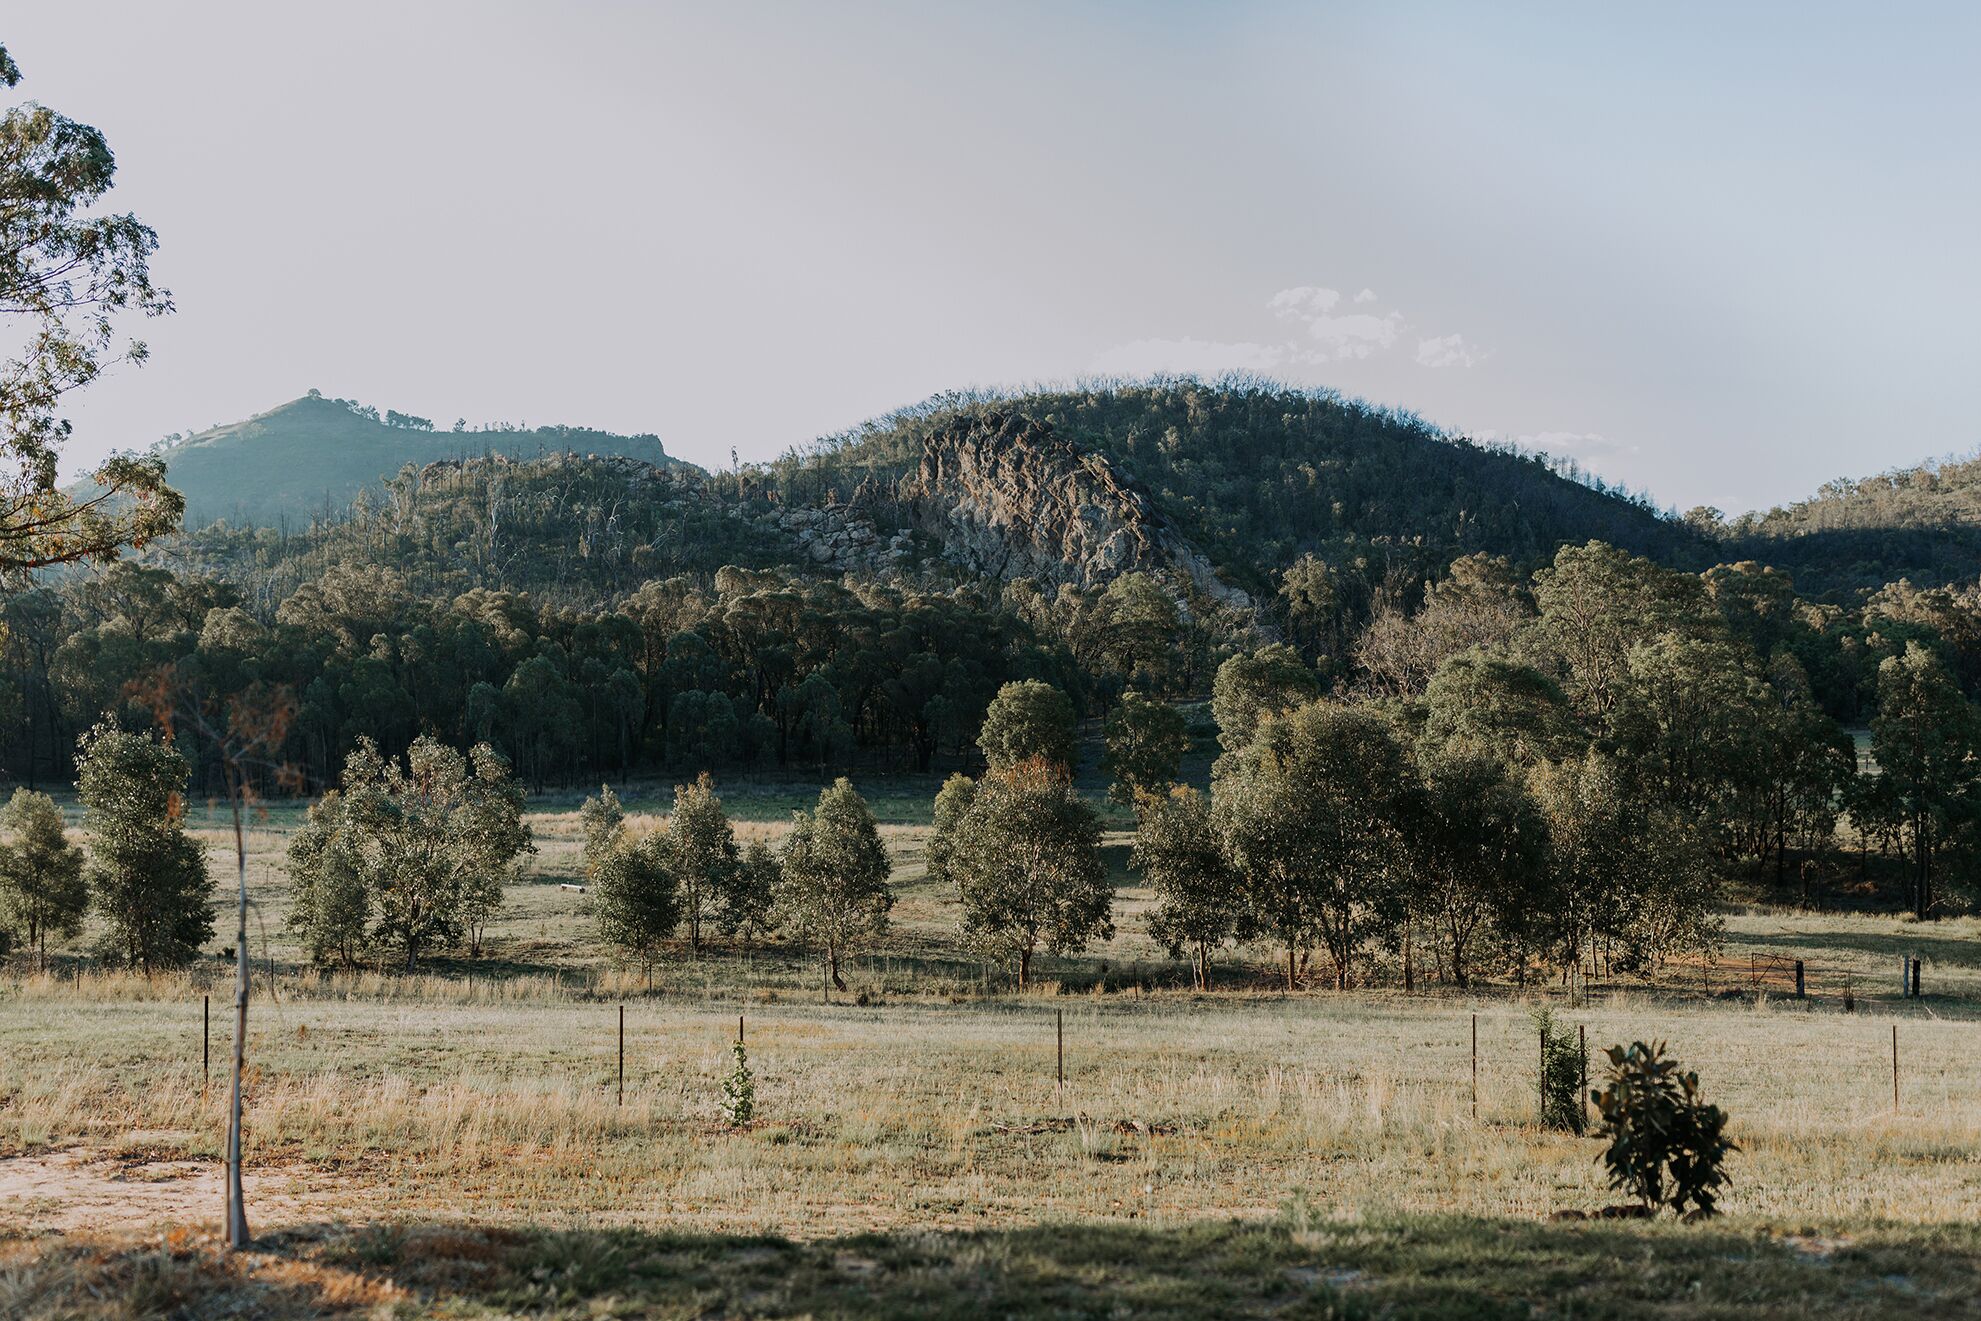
xmin=10 ymin=2 xmax=1977 ymax=514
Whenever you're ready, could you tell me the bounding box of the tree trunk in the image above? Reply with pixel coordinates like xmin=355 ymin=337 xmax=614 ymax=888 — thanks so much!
xmin=1285 ymin=944 xmax=1297 ymax=992
xmin=1197 ymin=945 xmax=1210 ymax=992
xmin=830 ymin=948 xmax=846 ymax=992
xmin=1018 ymin=947 xmax=1031 ymax=990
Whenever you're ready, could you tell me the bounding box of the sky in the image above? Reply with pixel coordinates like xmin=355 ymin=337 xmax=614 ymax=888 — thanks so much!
xmin=8 ymin=2 xmax=1978 ymax=516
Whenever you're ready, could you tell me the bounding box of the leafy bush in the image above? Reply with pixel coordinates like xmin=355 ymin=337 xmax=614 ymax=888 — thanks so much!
xmin=1592 ymin=1040 xmax=1737 ymax=1217
xmin=719 ymin=1040 xmax=755 ymax=1127
xmin=1533 ymin=1008 xmax=1586 ymax=1134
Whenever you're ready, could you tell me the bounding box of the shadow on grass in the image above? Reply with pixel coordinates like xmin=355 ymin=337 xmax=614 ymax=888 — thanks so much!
xmin=1737 ymin=924 xmax=1981 ymax=973
xmin=9 ymin=1213 xmax=1980 ymax=1320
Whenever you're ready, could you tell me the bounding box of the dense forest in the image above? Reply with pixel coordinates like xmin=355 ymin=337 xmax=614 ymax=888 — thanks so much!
xmin=10 ymin=381 xmax=1981 ymax=811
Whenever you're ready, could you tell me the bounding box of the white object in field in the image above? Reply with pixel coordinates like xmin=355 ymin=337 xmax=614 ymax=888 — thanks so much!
xmin=560 ymin=883 xmax=587 ymax=893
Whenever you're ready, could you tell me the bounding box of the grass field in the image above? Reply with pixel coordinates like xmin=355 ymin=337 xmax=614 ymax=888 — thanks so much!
xmin=5 ymin=775 xmax=1980 ymax=1317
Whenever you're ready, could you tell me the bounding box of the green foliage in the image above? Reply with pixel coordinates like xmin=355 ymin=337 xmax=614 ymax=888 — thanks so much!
xmin=977 ymin=680 xmax=1076 ymax=772
xmin=0 ymin=788 xmax=86 ymax=962
xmin=718 ymin=1039 xmax=755 ymax=1127
xmin=1210 ymin=645 xmax=1321 ymax=752
xmin=1592 ymin=1041 xmax=1737 ymax=1217
xmin=724 ymin=839 xmax=780 ymax=946
xmin=1212 ymin=702 xmax=1412 ymax=989
xmin=1527 ymin=753 xmax=1722 ymax=978
xmin=1868 ymin=642 xmax=1978 ymax=918
xmin=286 ymin=790 xmax=370 ymax=966
xmin=589 ymin=830 xmax=680 ymax=974
xmin=1102 ymin=690 xmax=1189 ymax=806
xmin=1418 ymin=654 xmax=1583 ymax=768
xmin=1134 ymin=786 xmax=1239 ymax=989
xmin=668 ymin=773 xmax=738 ymax=954
xmin=1532 ymin=1008 xmax=1587 ymax=1134
xmin=0 ymin=44 xmax=181 ymax=578
xmin=75 ymin=722 xmax=212 ymax=973
xmin=924 ymin=773 xmax=977 ymax=892
xmin=774 ymin=779 xmax=892 ymax=994
xmin=949 ymin=758 xmax=1110 ymax=987
xmin=290 ymin=735 xmax=534 ymax=970
xmin=579 ymin=786 xmax=626 ymax=878
xmin=1410 ymin=752 xmax=1552 ymax=988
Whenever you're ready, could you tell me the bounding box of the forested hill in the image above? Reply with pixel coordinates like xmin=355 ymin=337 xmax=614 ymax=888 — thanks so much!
xmin=156 ymin=382 xmax=1713 ymax=620
xmin=151 ymin=392 xmax=695 ymax=527
xmin=778 ymin=383 xmax=1705 ymax=597
xmin=1723 ymin=451 xmax=1981 ymax=598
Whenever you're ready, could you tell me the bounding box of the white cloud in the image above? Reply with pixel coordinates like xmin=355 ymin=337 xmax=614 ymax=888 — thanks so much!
xmin=1098 ymin=283 xmax=1470 ymax=379
xmin=1301 ymin=310 xmax=1406 ymax=360
xmin=1415 ymin=333 xmax=1483 ymax=368
xmin=1087 ymin=336 xmax=1287 ymax=378
xmin=1269 ymin=286 xmax=1407 ymax=360
xmin=1268 ymin=286 xmax=1342 ymax=318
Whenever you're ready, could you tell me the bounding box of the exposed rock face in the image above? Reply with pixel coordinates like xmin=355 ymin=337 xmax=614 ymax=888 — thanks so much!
xmin=901 ymin=411 xmax=1251 ymax=607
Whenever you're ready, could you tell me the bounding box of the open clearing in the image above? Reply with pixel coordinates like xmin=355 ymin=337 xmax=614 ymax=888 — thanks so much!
xmin=6 ymin=781 xmax=1981 ymax=1316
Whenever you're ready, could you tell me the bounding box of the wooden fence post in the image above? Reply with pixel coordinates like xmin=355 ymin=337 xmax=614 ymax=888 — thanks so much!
xmin=617 ymin=1004 xmax=624 ymax=1106
xmin=1056 ymin=1009 xmax=1064 ymax=1090
xmin=1470 ymin=1013 xmax=1478 ymax=1120
xmin=1794 ymin=960 xmax=1805 ymax=998
xmin=1578 ymin=1023 xmax=1588 ymax=1127
xmin=203 ymin=994 xmax=210 ymax=1086
xmin=1892 ymin=1023 xmax=1899 ymax=1113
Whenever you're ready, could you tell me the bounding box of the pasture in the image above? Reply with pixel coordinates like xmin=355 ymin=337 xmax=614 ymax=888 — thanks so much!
xmin=5 ymin=779 xmax=1981 ymax=1317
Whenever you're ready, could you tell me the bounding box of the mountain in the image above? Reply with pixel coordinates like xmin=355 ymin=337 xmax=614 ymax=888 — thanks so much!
xmin=777 ymin=383 xmax=1706 ymax=595
xmin=157 ymin=383 xmax=1714 ymax=622
xmin=152 ymin=392 xmax=695 ymax=528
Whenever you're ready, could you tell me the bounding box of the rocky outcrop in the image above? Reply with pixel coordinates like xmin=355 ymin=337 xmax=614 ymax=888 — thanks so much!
xmin=900 ymin=411 xmax=1251 ymax=608
xmin=768 ymin=502 xmax=912 ymax=571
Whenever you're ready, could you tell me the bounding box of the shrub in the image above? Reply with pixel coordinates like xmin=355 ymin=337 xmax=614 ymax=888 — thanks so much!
xmin=1533 ymin=1008 xmax=1586 ymax=1134
xmin=1592 ymin=1040 xmax=1737 ymax=1217
xmin=719 ymin=1039 xmax=755 ymax=1127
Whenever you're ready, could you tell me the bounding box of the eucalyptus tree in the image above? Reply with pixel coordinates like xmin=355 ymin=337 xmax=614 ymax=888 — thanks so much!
xmin=1210 ymin=645 xmax=1321 ymax=752
xmin=1408 ymin=750 xmax=1551 ymax=988
xmin=949 ymin=757 xmax=1110 ymax=988
xmin=0 ymin=787 xmax=85 ymax=967
xmin=1134 ymin=784 xmax=1240 ymax=990
xmin=0 ymin=41 xmax=182 ymax=579
xmin=294 ymin=734 xmax=533 ymax=970
xmin=1103 ymin=689 xmax=1188 ymax=806
xmin=75 ymin=721 xmax=212 ymax=973
xmin=977 ymin=679 xmax=1077 ymax=772
xmin=667 ymin=772 xmax=738 ymax=955
xmin=1213 ymin=702 xmax=1413 ymax=990
xmin=775 ymin=778 xmax=892 ymax=996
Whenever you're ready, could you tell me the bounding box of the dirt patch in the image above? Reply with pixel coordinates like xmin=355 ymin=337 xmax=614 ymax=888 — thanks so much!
xmin=0 ymin=1150 xmax=330 ymax=1233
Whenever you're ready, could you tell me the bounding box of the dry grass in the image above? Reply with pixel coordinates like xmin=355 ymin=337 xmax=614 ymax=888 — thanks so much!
xmin=9 ymin=780 xmax=1981 ymax=1315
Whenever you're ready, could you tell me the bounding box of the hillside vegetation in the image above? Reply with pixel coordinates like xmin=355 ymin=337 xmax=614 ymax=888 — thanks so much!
xmin=778 ymin=381 xmax=1706 ymax=593
xmin=1726 ymin=450 xmax=1981 ymax=598
xmin=152 ymin=393 xmax=693 ymax=528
